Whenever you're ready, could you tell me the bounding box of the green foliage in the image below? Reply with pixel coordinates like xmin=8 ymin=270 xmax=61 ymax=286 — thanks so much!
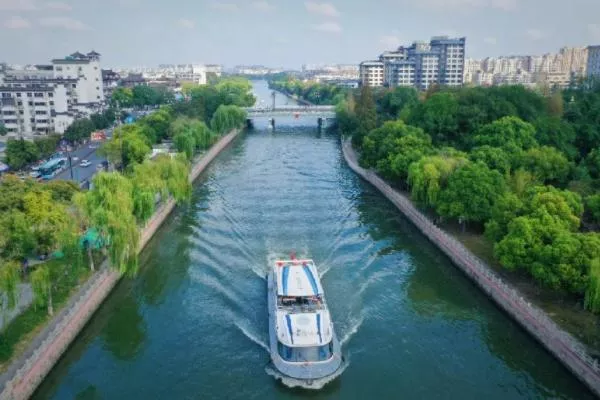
xmin=584 ymin=148 xmax=600 ymax=179
xmin=586 ymin=194 xmax=600 ymax=224
xmin=0 ymin=123 xmax=7 ymax=136
xmin=0 ymin=261 xmax=20 ymax=310
xmin=408 ymin=92 xmax=459 ymax=145
xmin=377 ymin=87 xmax=419 ymax=121
xmin=99 ymin=124 xmax=151 ymax=170
xmin=353 ymin=86 xmax=377 ymax=147
xmin=76 ymin=172 xmax=139 ymax=276
xmin=437 ymin=162 xmax=506 ymax=223
xmin=469 ymin=146 xmax=512 ymax=175
xmin=64 ymin=118 xmax=96 ymax=144
xmin=408 ymin=152 xmax=468 ymax=207
xmin=533 ymin=117 xmax=577 ymax=160
xmin=44 ymin=180 xmax=80 ymax=202
xmin=472 ymin=116 xmax=538 ymax=152
xmin=210 ymin=105 xmax=247 ymax=134
xmin=137 ymin=108 xmax=173 ymax=143
xmin=269 ymin=79 xmax=349 ymax=105
xmin=585 ymin=258 xmax=600 ymax=313
xmin=30 ymin=265 xmax=51 ymax=310
xmin=520 ymin=146 xmax=571 ymax=185
xmin=485 ymin=192 xmax=526 ymax=242
xmin=131 ymin=85 xmax=173 ymax=108
xmin=33 ymin=135 xmax=61 ymax=160
xmin=110 ymin=87 xmax=134 ymax=108
xmin=4 ymin=139 xmax=40 ymax=170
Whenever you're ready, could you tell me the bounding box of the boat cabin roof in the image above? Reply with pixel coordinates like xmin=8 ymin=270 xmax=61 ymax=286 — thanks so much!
xmin=276 ymin=310 xmax=333 ymax=347
xmin=275 ymin=259 xmax=323 ymax=297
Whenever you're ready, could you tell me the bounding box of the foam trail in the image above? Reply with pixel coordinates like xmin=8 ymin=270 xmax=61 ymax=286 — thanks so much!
xmin=234 ymin=322 xmax=269 ymax=352
xmin=340 ymin=313 xmax=364 ymax=346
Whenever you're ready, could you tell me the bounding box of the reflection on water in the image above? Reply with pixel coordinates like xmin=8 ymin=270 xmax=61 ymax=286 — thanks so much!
xmin=32 ymin=84 xmax=593 ymax=400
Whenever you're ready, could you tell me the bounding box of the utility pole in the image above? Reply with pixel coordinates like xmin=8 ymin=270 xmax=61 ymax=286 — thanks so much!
xmin=271 ymin=91 xmax=276 ymax=110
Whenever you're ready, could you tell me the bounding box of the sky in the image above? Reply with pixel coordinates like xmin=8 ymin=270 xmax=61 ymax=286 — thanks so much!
xmin=1 ymin=0 xmax=600 ymax=69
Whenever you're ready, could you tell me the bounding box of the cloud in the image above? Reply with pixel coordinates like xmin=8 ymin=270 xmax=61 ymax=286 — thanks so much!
xmin=417 ymin=0 xmax=516 ymax=11
xmin=305 ymin=2 xmax=339 ymax=17
xmin=311 ymin=21 xmax=342 ymax=34
xmin=210 ymin=2 xmax=239 ymax=12
xmin=0 ymin=0 xmax=37 ymax=11
xmin=38 ymin=16 xmax=88 ymax=30
xmin=176 ymin=18 xmax=194 ymax=29
xmin=252 ymin=1 xmax=274 ymax=11
xmin=525 ymin=28 xmax=544 ymax=40
xmin=45 ymin=1 xmax=72 ymax=11
xmin=4 ymin=15 xmax=31 ymax=29
xmin=589 ymin=24 xmax=600 ymax=41
xmin=380 ymin=35 xmax=402 ymax=50
xmin=483 ymin=36 xmax=497 ymax=44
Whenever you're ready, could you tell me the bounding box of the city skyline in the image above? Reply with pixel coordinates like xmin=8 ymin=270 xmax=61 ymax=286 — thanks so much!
xmin=1 ymin=0 xmax=599 ymax=68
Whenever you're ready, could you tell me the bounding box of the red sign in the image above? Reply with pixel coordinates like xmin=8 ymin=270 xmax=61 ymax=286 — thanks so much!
xmin=90 ymin=130 xmax=106 ymax=141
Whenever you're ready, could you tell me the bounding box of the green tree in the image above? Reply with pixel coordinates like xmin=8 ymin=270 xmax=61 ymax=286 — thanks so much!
xmin=408 ymin=92 xmax=459 ymax=145
xmin=0 ymin=123 xmax=7 ymax=137
xmin=4 ymin=138 xmax=41 ymax=170
xmin=471 ymin=116 xmax=538 ymax=152
xmin=75 ymin=172 xmax=139 ymax=276
xmin=31 ymin=265 xmax=53 ymax=315
xmin=110 ymin=88 xmax=134 ymax=109
xmin=210 ymin=105 xmax=246 ymax=134
xmin=99 ymin=124 xmax=151 ymax=170
xmin=585 ymin=258 xmax=600 ymax=313
xmin=378 ymin=87 xmax=419 ymax=121
xmin=64 ymin=118 xmax=96 ymax=144
xmin=485 ymin=192 xmax=526 ymax=242
xmin=0 ymin=261 xmax=20 ymax=312
xmin=520 ymin=146 xmax=571 ymax=185
xmin=408 ymin=151 xmax=468 ymax=207
xmin=0 ymin=211 xmax=35 ymax=260
xmin=585 ymin=194 xmax=600 ymax=224
xmin=533 ymin=117 xmax=577 ymax=160
xmin=353 ymin=86 xmax=377 ymax=147
xmin=469 ymin=146 xmax=512 ymax=175
xmin=436 ymin=162 xmax=506 ymax=223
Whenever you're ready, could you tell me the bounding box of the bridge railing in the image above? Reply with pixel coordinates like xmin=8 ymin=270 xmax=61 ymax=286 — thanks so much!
xmin=244 ymin=105 xmax=336 ymax=112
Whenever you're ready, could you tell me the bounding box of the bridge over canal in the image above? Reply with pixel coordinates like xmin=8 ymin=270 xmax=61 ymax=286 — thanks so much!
xmin=243 ymin=105 xmax=336 ymax=128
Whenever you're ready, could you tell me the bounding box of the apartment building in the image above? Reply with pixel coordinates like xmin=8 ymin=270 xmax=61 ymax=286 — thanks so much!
xmin=588 ymin=45 xmax=600 ymax=78
xmin=362 ymin=36 xmax=466 ymax=90
xmin=359 ymin=61 xmax=385 ymax=87
xmin=0 ymin=51 xmax=105 ymax=138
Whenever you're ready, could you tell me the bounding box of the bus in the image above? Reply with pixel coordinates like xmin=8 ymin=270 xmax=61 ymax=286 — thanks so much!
xmin=39 ymin=157 xmax=67 ymax=180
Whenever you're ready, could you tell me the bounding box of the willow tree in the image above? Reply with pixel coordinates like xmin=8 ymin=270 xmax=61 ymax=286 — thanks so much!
xmin=585 ymin=258 xmax=600 ymax=313
xmin=0 ymin=261 xmax=20 ymax=320
xmin=210 ymin=105 xmax=247 ymax=135
xmin=130 ymin=161 xmax=167 ymax=224
xmin=153 ymin=154 xmax=191 ymax=203
xmin=75 ymin=172 xmax=139 ymax=276
xmin=31 ymin=265 xmax=53 ymax=315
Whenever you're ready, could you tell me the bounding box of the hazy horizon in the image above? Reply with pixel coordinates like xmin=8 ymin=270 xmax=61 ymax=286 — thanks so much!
xmin=1 ymin=0 xmax=599 ymax=69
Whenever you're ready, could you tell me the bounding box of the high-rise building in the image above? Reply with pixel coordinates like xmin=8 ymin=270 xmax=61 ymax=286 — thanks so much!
xmin=0 ymin=51 xmax=105 ymax=138
xmin=362 ymin=36 xmax=466 ymax=90
xmin=359 ymin=61 xmax=385 ymax=87
xmin=588 ymin=45 xmax=600 ymax=78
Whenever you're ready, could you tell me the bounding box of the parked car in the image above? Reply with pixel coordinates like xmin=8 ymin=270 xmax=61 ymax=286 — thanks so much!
xmin=29 ymin=171 xmax=41 ymax=178
xmin=72 ymin=156 xmax=79 ymax=162
xmin=80 ymin=159 xmax=92 ymax=167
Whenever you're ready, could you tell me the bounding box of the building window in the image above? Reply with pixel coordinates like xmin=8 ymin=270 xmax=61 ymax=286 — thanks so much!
xmin=56 ymin=67 xmax=63 ymax=71
xmin=34 ymin=93 xmax=44 ymax=98
xmin=16 ymin=93 xmax=21 ymax=97
xmin=48 ymin=93 xmax=53 ymax=98
xmin=49 ymin=101 xmax=54 ymax=106
xmin=27 ymin=93 xmax=32 ymax=97
xmin=28 ymin=101 xmax=33 ymax=106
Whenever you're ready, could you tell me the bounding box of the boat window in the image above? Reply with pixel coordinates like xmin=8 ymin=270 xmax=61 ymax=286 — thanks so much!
xmin=277 ymin=342 xmax=333 ymax=362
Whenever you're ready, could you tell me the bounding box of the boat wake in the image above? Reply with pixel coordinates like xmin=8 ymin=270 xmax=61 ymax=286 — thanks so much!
xmin=234 ymin=322 xmax=269 ymax=352
xmin=340 ymin=313 xmax=364 ymax=346
xmin=265 ymin=356 xmax=349 ymax=390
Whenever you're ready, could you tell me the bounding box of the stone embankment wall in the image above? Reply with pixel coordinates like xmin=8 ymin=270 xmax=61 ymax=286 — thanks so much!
xmin=0 ymin=129 xmax=241 ymax=400
xmin=341 ymin=139 xmax=600 ymax=397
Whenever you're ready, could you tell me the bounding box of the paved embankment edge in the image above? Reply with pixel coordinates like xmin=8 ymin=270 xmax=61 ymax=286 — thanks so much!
xmin=0 ymin=129 xmax=241 ymax=400
xmin=341 ymin=138 xmax=600 ymax=397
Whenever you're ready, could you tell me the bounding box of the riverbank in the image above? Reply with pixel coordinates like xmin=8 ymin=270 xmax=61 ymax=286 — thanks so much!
xmin=341 ymin=138 xmax=600 ymax=397
xmin=0 ymin=129 xmax=241 ymax=400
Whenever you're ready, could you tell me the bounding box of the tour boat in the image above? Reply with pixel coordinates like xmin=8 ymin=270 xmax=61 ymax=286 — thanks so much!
xmin=267 ymin=254 xmax=343 ymax=387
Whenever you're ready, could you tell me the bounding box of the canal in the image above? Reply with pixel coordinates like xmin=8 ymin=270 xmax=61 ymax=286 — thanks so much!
xmin=33 ymin=81 xmax=592 ymax=399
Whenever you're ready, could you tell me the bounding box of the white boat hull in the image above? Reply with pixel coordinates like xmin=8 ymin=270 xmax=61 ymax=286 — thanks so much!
xmin=267 ymin=270 xmax=343 ymax=387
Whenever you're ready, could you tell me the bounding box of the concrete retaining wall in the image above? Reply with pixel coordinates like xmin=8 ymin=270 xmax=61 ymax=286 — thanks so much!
xmin=341 ymin=139 xmax=600 ymax=397
xmin=0 ymin=129 xmax=241 ymax=400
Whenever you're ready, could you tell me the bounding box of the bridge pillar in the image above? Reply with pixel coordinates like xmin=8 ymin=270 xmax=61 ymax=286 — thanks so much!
xmin=246 ymin=119 xmax=254 ymax=129
xmin=317 ymin=117 xmax=323 ymax=129
xmin=270 ymin=118 xmax=275 ymax=130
